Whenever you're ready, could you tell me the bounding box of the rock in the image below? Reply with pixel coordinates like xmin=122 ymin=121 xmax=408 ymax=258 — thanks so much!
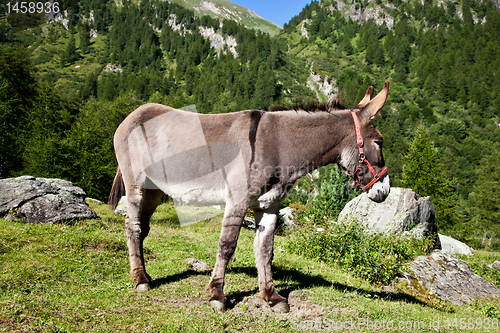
xmin=307 ymin=62 xmax=337 ymax=100
xmin=334 ymin=1 xmax=394 ymax=29
xmin=186 ymin=258 xmax=212 ymax=272
xmin=338 ymin=187 xmax=440 ymax=248
xmin=401 ymin=251 xmax=500 ymax=304
xmin=114 ymin=196 xmax=127 ymax=216
xmin=198 ymin=26 xmax=238 ymax=57
xmin=439 ymin=234 xmax=474 ymax=255
xmin=242 ymin=216 xmax=256 ymax=229
xmin=279 ymin=207 xmax=295 ymax=229
xmin=300 ymin=19 xmax=311 ymax=38
xmin=492 ymin=0 xmax=500 ymax=12
xmin=0 ymin=176 xmax=98 ymax=224
xmin=242 ymin=208 xmax=296 ymax=231
xmin=104 ymin=64 xmax=123 ymax=74
xmin=85 ymin=198 xmax=103 ymax=205
xmin=489 ymin=261 xmax=500 ymax=270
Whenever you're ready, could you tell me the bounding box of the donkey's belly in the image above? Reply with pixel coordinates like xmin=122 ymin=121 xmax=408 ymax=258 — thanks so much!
xmin=159 ymin=167 xmax=227 ymax=205
xmin=142 ymin=157 xmax=248 ymax=206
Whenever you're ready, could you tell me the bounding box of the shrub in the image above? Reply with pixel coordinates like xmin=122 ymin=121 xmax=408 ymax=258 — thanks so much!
xmin=285 ymin=218 xmax=433 ymax=285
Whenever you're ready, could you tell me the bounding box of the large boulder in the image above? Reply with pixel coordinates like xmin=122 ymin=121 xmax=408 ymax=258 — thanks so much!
xmin=439 ymin=234 xmax=474 ymax=256
xmin=0 ymin=176 xmax=98 ymax=223
xmin=401 ymin=251 xmax=500 ymax=304
xmin=338 ymin=187 xmax=440 ymax=247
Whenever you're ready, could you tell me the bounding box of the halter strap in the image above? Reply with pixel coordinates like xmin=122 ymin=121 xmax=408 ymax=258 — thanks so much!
xmin=349 ymin=111 xmax=388 ymax=191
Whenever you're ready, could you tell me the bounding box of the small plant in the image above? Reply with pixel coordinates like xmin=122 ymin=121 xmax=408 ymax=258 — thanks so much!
xmin=9 ymin=207 xmax=21 ymax=218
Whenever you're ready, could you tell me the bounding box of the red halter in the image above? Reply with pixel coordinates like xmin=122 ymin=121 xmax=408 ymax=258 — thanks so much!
xmin=348 ymin=111 xmax=388 ymax=191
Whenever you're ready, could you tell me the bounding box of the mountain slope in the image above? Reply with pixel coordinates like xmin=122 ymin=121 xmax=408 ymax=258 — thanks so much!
xmin=3 ymin=0 xmax=500 ymax=249
xmin=277 ymin=0 xmax=500 ymax=247
xmin=170 ymin=0 xmax=282 ymax=35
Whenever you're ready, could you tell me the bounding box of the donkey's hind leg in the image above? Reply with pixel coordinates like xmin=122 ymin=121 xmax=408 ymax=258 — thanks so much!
xmin=254 ymin=205 xmax=289 ymax=313
xmin=125 ymin=187 xmax=164 ymax=291
xmin=206 ymin=202 xmax=247 ymax=311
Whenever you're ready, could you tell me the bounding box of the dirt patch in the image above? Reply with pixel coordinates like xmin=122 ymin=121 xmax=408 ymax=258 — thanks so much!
xmin=150 ymin=296 xmax=206 ymax=308
xmin=82 ymin=239 xmax=128 ymax=252
xmin=0 ymin=316 xmax=36 ymax=333
xmin=230 ymin=290 xmax=325 ymax=320
xmin=142 ymin=289 xmax=326 ymax=319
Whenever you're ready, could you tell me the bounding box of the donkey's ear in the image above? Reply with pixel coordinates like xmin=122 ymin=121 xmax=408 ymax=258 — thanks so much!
xmin=357 ymin=86 xmax=374 ymax=108
xmin=359 ymin=80 xmax=390 ymax=120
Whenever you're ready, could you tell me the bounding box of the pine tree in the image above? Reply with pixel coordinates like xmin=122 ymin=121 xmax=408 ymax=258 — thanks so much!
xmin=472 ymin=145 xmax=500 ymax=229
xmin=0 ymin=6 xmax=11 ymax=43
xmin=212 ymin=90 xmax=238 ymax=114
xmin=401 ymin=124 xmax=456 ymax=230
xmin=365 ymin=39 xmax=385 ymax=66
xmin=61 ymin=34 xmax=79 ymax=67
xmin=79 ymin=22 xmax=91 ymax=54
xmin=80 ymin=71 xmax=98 ymax=101
xmin=0 ymin=45 xmax=38 ymax=177
xmin=252 ymin=64 xmax=278 ymax=110
xmin=21 ymin=85 xmax=74 ymax=179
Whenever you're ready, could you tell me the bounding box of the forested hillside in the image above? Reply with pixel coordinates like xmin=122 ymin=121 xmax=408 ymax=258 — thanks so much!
xmin=281 ymin=0 xmax=500 ymax=249
xmin=0 ymin=0 xmax=302 ymax=200
xmin=1 ymin=0 xmax=499 ymax=249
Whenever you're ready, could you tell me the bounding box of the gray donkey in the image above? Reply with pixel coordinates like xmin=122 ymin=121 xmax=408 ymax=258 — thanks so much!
xmin=109 ymin=81 xmax=391 ymax=313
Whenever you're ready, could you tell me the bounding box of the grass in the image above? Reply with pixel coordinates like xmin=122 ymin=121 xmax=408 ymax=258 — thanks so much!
xmin=1 ymin=200 xmax=499 ymax=332
xmin=31 ymin=24 xmax=110 ymax=100
xmin=459 ymin=251 xmax=500 ymax=288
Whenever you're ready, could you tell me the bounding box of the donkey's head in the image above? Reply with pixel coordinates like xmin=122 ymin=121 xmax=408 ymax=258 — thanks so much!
xmin=339 ymin=81 xmax=390 ymax=203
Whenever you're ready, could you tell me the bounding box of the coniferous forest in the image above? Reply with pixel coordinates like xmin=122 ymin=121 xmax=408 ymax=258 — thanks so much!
xmin=1 ymin=0 xmax=500 ymax=249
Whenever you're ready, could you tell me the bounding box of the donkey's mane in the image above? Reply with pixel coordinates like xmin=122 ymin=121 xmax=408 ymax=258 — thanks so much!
xmin=269 ymin=99 xmax=347 ymax=112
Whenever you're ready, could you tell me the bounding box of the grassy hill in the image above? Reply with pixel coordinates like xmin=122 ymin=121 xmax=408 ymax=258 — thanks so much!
xmin=0 ymin=200 xmax=499 ymax=332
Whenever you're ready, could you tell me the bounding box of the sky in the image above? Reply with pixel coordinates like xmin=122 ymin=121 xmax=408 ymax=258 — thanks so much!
xmin=230 ymin=0 xmax=314 ymax=28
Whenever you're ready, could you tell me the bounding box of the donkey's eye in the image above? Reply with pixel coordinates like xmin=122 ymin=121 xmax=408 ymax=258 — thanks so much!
xmin=374 ymin=140 xmax=383 ymax=149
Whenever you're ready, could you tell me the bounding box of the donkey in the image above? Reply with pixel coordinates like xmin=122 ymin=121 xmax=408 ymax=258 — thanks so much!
xmin=108 ymin=81 xmax=391 ymax=313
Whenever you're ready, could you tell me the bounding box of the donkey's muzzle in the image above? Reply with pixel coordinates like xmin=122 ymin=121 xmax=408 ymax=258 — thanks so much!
xmin=366 ymin=174 xmax=390 ymax=203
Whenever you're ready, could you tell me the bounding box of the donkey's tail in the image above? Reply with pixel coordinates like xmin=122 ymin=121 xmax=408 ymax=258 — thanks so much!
xmin=108 ymin=167 xmax=125 ymax=209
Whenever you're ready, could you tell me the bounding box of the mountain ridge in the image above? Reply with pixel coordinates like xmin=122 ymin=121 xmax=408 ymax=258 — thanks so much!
xmin=169 ymin=0 xmax=282 ymax=34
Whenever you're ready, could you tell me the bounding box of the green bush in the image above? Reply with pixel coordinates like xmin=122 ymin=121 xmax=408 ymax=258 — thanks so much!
xmin=285 ymin=218 xmax=433 ymax=285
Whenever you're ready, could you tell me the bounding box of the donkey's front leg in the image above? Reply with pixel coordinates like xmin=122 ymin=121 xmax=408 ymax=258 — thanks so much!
xmin=254 ymin=205 xmax=290 ymax=313
xmin=206 ymin=204 xmax=246 ymax=312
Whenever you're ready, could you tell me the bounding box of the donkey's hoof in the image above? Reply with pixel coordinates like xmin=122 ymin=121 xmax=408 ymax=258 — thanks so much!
xmin=136 ymin=283 xmax=151 ymax=292
xmin=209 ymin=300 xmax=226 ymax=312
xmin=271 ymin=301 xmax=290 ymax=313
